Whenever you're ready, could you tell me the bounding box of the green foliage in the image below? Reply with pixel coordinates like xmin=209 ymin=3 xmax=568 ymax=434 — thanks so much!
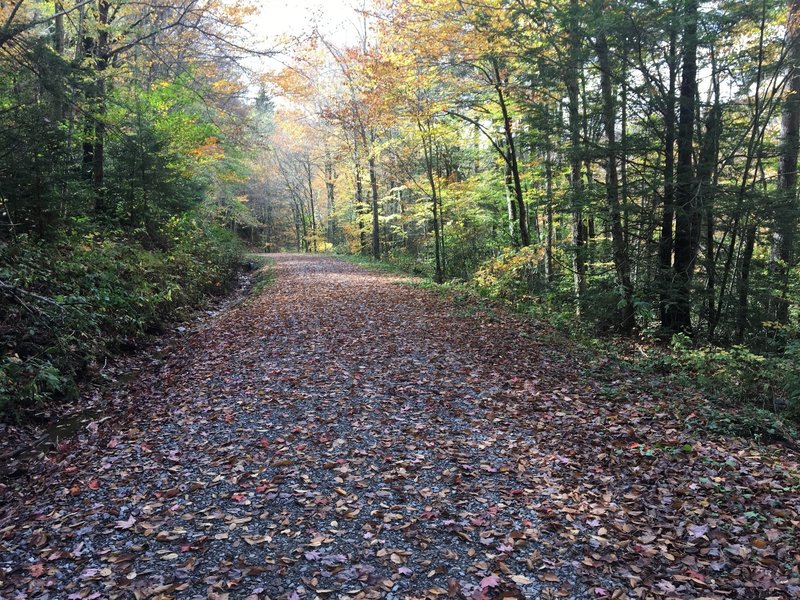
xmin=703 ymin=405 xmax=798 ymax=446
xmin=782 ymin=342 xmax=800 ymax=420
xmin=654 ymin=335 xmax=774 ymax=403
xmin=383 ymin=250 xmax=432 ymax=277
xmin=439 ymin=176 xmax=507 ymax=279
xmin=474 ymin=246 xmax=546 ymax=301
xmin=247 ymin=256 xmax=276 ymax=297
xmin=639 ymin=333 xmax=800 ymax=431
xmin=0 ymin=357 xmax=69 ymax=416
xmin=0 ymin=220 xmax=242 ymax=418
xmin=0 ymin=0 xmax=262 ymax=423
xmin=101 ymin=78 xmax=233 ymax=246
xmin=0 ymin=36 xmax=255 ymax=420
xmin=339 ymin=252 xmax=423 ymax=278
xmin=376 ymin=241 xmax=800 ymax=435
xmin=0 ymin=41 xmax=89 ymax=238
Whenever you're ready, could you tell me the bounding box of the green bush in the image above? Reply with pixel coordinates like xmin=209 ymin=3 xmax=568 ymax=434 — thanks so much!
xmin=642 ymin=333 xmax=800 ymax=430
xmin=783 ymin=342 xmax=800 ymax=420
xmin=474 ymin=246 xmax=546 ymax=301
xmin=704 ymin=405 xmax=797 ymax=445
xmin=0 ymin=217 xmax=242 ymax=418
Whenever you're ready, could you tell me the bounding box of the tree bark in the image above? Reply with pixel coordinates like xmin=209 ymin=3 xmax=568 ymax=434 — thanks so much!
xmin=492 ymin=57 xmax=529 ymax=246
xmin=595 ymin=14 xmax=635 ymax=333
xmin=325 ymin=153 xmax=336 ymax=245
xmin=659 ymin=3 xmax=678 ymax=327
xmin=353 ymin=136 xmax=367 ymax=255
xmin=419 ymin=119 xmax=444 ymax=282
xmin=306 ymin=160 xmax=317 ymax=252
xmin=770 ymin=0 xmax=800 ymax=323
xmin=665 ymin=0 xmax=699 ymax=333
xmin=736 ymin=223 xmax=757 ymax=341
xmin=505 ymin=156 xmax=516 ymax=241
xmin=91 ymin=0 xmax=111 ymax=213
xmin=544 ymin=112 xmax=554 ymax=283
xmin=368 ymin=129 xmax=380 ymax=260
xmin=368 ymin=156 xmax=380 ymax=259
xmin=54 ymin=0 xmax=65 ymax=54
xmin=565 ymin=0 xmax=586 ymax=315
xmin=697 ymin=62 xmax=722 ymax=338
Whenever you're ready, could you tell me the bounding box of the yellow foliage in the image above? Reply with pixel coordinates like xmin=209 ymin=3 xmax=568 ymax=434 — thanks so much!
xmin=189 ymin=137 xmax=225 ymax=163
xmin=474 ymin=246 xmax=546 ymax=297
xmin=211 ymin=79 xmax=246 ymax=96
xmin=218 ymin=170 xmax=247 ymax=184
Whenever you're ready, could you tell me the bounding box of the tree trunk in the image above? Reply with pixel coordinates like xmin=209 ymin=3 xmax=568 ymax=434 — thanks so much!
xmin=292 ymin=204 xmax=302 ymax=252
xmin=595 ymin=16 xmax=635 ymax=333
xmin=325 ymin=154 xmax=336 ymax=245
xmin=355 ymin=159 xmax=366 ymax=255
xmin=368 ymin=131 xmax=380 ymax=260
xmin=770 ymin=0 xmax=800 ymax=323
xmin=620 ymin=42 xmax=629 ymax=250
xmin=544 ymin=114 xmax=554 ymax=283
xmin=712 ymin=216 xmax=739 ymax=338
xmin=665 ymin=0 xmax=699 ymax=333
xmin=266 ymin=197 xmax=274 ymax=250
xmin=505 ymin=157 xmax=516 ymax=241
xmin=91 ymin=0 xmax=111 ymax=212
xmin=53 ymin=0 xmax=65 ymax=55
xmin=306 ymin=161 xmax=317 ymax=252
xmin=299 ymin=200 xmax=308 ymax=252
xmin=492 ymin=57 xmax=529 ymax=246
xmin=430 ymin=170 xmax=444 ymax=284
xmin=659 ymin=5 xmax=678 ymax=327
xmin=565 ymin=0 xmax=586 ymax=315
xmin=436 ymin=152 xmax=446 ymax=277
xmin=419 ymin=120 xmax=443 ymax=282
xmin=698 ymin=63 xmax=722 ymax=338
xmin=736 ymin=223 xmax=757 ymax=340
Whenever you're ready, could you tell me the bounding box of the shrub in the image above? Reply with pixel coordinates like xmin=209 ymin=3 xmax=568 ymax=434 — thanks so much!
xmin=783 ymin=342 xmax=800 ymax=420
xmin=643 ymin=333 xmax=800 ymax=430
xmin=0 ymin=218 xmax=242 ymax=419
xmin=474 ymin=246 xmax=546 ymax=301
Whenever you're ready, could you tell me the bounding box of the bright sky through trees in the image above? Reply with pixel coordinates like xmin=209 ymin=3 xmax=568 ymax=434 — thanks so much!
xmin=254 ymin=0 xmax=366 ymax=54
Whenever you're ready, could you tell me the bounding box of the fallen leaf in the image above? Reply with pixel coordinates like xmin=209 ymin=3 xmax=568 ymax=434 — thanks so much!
xmin=115 ymin=516 xmax=136 ymax=530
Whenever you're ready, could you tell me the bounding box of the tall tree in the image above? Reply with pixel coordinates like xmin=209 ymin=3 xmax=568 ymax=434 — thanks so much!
xmin=659 ymin=0 xmax=679 ymax=328
xmin=665 ymin=0 xmax=699 ymax=333
xmin=566 ymin=0 xmax=587 ymax=315
xmin=771 ymin=0 xmax=800 ymax=324
xmin=594 ymin=0 xmax=635 ymax=332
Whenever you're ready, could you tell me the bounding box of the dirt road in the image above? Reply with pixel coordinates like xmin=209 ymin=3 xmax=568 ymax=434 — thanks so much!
xmin=1 ymin=255 xmax=797 ymax=599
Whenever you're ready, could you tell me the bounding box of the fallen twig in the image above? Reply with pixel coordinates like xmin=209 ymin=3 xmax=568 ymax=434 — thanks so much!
xmin=0 ymin=279 xmax=65 ymax=310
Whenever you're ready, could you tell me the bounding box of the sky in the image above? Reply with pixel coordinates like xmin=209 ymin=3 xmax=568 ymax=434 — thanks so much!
xmin=244 ymin=0 xmax=370 ymax=102
xmin=253 ymin=0 xmax=366 ymax=56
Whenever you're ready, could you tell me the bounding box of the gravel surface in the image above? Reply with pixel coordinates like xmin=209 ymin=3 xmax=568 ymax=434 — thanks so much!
xmin=1 ymin=255 xmax=798 ymax=599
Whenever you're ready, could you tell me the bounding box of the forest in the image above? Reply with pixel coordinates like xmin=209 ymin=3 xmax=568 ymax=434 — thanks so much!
xmin=0 ymin=0 xmax=263 ymax=414
xmin=259 ymin=0 xmax=800 ymax=338
xmin=253 ymin=0 xmax=800 ymax=427
xmin=1 ymin=0 xmax=800 ymax=421
xmin=2 ymin=2 xmax=800 ymax=597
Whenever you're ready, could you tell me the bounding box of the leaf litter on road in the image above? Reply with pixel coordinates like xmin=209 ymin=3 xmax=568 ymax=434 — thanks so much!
xmin=0 ymin=255 xmax=798 ymax=599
